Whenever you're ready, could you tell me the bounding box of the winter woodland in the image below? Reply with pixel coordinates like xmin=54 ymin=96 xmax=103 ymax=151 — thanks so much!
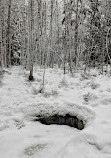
xmin=0 ymin=0 xmax=111 ymax=158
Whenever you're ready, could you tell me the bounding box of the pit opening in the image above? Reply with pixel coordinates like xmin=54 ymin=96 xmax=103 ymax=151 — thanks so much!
xmin=34 ymin=114 xmax=85 ymax=130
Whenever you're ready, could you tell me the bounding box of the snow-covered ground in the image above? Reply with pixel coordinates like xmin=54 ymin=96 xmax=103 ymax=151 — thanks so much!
xmin=0 ymin=66 xmax=111 ymax=158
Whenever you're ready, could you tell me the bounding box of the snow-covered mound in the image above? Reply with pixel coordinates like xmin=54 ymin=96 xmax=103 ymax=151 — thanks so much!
xmin=27 ymin=103 xmax=95 ymax=127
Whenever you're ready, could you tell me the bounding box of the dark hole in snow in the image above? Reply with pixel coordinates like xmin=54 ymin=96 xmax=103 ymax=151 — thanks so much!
xmin=34 ymin=114 xmax=84 ymax=130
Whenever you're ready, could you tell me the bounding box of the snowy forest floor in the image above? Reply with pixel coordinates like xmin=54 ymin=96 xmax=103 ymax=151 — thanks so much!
xmin=0 ymin=66 xmax=111 ymax=158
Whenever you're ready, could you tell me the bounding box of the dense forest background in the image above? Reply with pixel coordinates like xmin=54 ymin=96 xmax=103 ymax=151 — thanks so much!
xmin=0 ymin=0 xmax=111 ymax=78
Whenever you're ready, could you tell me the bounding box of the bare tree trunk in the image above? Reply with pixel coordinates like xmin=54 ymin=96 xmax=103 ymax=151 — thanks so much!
xmin=29 ymin=0 xmax=34 ymax=81
xmin=0 ymin=0 xmax=2 ymax=67
xmin=74 ymin=0 xmax=79 ymax=68
xmin=49 ymin=0 xmax=54 ymax=68
xmin=6 ymin=0 xmax=12 ymax=67
xmin=106 ymin=28 xmax=111 ymax=76
xmin=68 ymin=0 xmax=72 ymax=74
xmin=63 ymin=0 xmax=67 ymax=75
xmin=101 ymin=29 xmax=105 ymax=74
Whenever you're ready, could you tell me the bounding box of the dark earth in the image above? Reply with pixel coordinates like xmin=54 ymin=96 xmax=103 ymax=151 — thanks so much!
xmin=34 ymin=114 xmax=84 ymax=130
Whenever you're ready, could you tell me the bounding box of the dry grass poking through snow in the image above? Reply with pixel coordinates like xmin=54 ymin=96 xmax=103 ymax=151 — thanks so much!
xmin=24 ymin=144 xmax=47 ymax=156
